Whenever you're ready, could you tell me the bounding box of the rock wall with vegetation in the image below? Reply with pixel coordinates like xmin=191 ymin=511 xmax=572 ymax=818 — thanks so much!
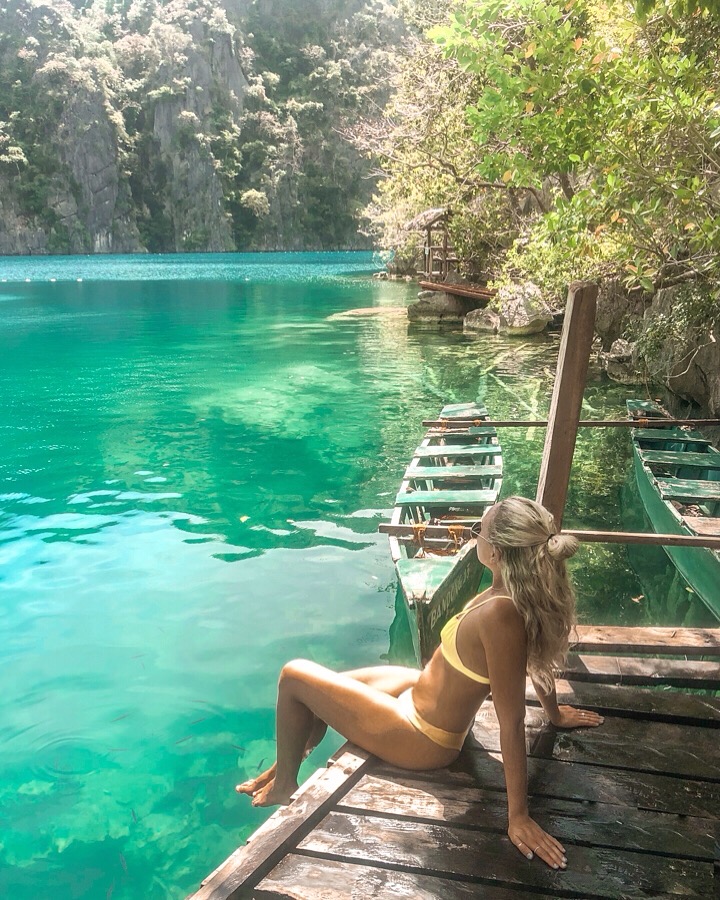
xmin=0 ymin=0 xmax=403 ymax=253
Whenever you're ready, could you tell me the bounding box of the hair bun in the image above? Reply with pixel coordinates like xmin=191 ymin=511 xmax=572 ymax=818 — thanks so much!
xmin=546 ymin=533 xmax=579 ymax=561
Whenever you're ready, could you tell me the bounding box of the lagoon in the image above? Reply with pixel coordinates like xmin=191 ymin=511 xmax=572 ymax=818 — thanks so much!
xmin=0 ymin=252 xmax=712 ymax=899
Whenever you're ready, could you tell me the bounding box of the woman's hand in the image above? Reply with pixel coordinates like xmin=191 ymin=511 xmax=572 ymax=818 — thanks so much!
xmin=508 ymin=814 xmax=567 ymax=869
xmin=550 ymin=705 xmax=604 ymax=729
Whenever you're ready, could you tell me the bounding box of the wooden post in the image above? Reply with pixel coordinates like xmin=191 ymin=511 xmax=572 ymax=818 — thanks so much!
xmin=536 ymin=281 xmax=598 ymax=527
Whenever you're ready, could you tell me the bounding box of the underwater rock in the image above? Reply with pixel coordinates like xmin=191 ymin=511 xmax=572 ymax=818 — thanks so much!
xmin=599 ymin=338 xmax=643 ymax=384
xmin=464 ymin=308 xmax=503 ymax=334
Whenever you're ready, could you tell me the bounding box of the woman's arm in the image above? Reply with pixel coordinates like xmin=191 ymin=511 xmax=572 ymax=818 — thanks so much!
xmin=483 ymin=602 xmax=567 ymax=870
xmin=532 ymin=677 xmax=604 ymax=728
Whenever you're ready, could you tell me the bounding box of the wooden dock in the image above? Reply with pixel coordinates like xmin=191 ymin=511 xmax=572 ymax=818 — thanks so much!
xmin=188 ymin=626 xmax=720 ymax=899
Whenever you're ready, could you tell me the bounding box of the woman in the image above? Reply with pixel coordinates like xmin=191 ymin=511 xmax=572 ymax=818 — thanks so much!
xmin=236 ymin=496 xmax=603 ymax=869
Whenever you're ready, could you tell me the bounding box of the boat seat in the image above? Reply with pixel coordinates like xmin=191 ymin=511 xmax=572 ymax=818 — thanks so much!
xmin=640 ymin=449 xmax=720 ymax=469
xmin=405 ymin=465 xmax=502 ymax=480
xmin=439 ymin=402 xmax=488 ymax=418
xmin=414 ymin=444 xmax=502 ymax=459
xmin=657 ymin=478 xmax=720 ymax=503
xmin=634 ymin=428 xmax=710 ymax=447
xmin=395 ymin=488 xmax=498 ymax=507
xmin=681 ymin=516 xmax=720 ymax=537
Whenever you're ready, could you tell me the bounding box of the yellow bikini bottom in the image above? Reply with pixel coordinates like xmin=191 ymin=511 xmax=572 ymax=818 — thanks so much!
xmin=398 ymin=689 xmax=469 ymax=752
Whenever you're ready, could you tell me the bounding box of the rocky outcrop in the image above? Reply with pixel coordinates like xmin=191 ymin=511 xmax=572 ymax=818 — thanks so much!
xmin=463 ymin=282 xmax=553 ymax=337
xmin=598 ymin=338 xmax=642 ymax=384
xmin=496 ymin=282 xmax=553 ymax=335
xmin=595 ymin=279 xmax=649 ymax=350
xmin=407 ymin=292 xmax=472 ymax=324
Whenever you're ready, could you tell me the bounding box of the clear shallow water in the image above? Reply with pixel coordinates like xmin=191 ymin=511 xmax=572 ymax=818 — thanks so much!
xmin=0 ymin=252 xmax=713 ymax=899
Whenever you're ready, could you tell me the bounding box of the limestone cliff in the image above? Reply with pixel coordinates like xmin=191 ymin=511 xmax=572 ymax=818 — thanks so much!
xmin=0 ymin=0 xmax=403 ymax=254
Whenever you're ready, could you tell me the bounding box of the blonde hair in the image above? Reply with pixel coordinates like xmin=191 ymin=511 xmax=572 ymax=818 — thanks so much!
xmin=484 ymin=496 xmax=578 ymax=691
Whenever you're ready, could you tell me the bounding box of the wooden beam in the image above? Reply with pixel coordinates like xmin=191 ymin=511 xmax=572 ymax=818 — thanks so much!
xmin=422 ymin=417 xmax=720 ymax=428
xmin=561 ymin=653 xmax=720 ymax=689
xmin=565 ymin=528 xmax=720 ymax=548
xmin=418 ymin=280 xmax=496 ymax=300
xmin=378 ymin=522 xmax=720 ymax=548
xmin=536 ymin=281 xmax=598 ymax=526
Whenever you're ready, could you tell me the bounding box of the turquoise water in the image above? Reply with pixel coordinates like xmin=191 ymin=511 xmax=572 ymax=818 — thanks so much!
xmin=0 ymin=252 xmax=713 ymax=899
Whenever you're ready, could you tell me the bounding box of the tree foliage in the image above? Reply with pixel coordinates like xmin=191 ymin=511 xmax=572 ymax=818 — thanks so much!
xmin=364 ymin=0 xmax=720 ymax=305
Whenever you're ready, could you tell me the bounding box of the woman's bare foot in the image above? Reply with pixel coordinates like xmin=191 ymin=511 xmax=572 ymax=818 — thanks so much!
xmin=235 ymin=762 xmax=276 ymax=795
xmin=251 ymin=777 xmax=298 ymax=807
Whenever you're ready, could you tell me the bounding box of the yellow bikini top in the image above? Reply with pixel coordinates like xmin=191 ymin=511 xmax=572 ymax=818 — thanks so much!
xmin=439 ymin=595 xmax=513 ymax=684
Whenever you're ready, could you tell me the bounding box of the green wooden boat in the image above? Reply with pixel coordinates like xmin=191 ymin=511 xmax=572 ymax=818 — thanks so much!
xmin=387 ymin=402 xmax=503 ymax=663
xmin=627 ymin=399 xmax=720 ymax=620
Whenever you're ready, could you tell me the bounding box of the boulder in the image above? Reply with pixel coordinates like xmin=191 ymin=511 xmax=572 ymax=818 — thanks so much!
xmin=599 ymin=338 xmax=643 ymax=384
xmin=464 ymin=308 xmax=503 ymax=334
xmin=407 ymin=292 xmax=468 ymax=324
xmin=495 ymin=282 xmax=553 ymax=335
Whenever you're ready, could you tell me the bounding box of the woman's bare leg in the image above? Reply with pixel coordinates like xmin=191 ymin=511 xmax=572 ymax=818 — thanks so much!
xmin=250 ymin=661 xmax=449 ymax=807
xmin=236 ymin=665 xmax=418 ymax=796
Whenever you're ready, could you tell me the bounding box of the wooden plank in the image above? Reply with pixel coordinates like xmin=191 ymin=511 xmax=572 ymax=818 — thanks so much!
xmin=658 ymin=478 xmax=720 ymax=503
xmin=337 ymin=772 xmax=716 ymax=859
xmin=571 ymin=625 xmax=720 ymax=657
xmin=686 ymin=516 xmax=720 ymax=536
xmin=394 ymin=488 xmax=498 ymax=507
xmin=187 ymin=748 xmax=371 ymax=900
xmin=405 ymin=465 xmax=503 ymax=479
xmin=561 ymin=653 xmax=720 ymax=689
xmin=536 ymin=281 xmax=598 ymax=526
xmin=373 ymin=756 xmax=720 ymax=819
xmin=413 ymin=444 xmax=502 ymax=459
xmin=469 ymin=704 xmax=720 ymax=779
xmin=255 ymin=854 xmax=546 ymax=899
xmin=526 ymin=678 xmax=720 ymax=724
xmin=640 ymin=449 xmax=720 ymax=469
xmin=297 ymin=811 xmax=714 ymax=898
xmin=418 ymin=279 xmax=496 ymax=300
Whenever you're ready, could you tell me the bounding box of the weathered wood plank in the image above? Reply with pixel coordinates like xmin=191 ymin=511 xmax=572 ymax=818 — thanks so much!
xmin=526 ymin=678 xmax=720 ymax=724
xmin=405 ymin=465 xmax=503 ymax=479
xmin=412 ymin=444 xmax=502 ymax=459
xmin=634 ymin=430 xmax=710 ymax=446
xmin=187 ymin=748 xmax=370 ymax=900
xmin=374 ymin=755 xmax=720 ymax=819
xmin=536 ymin=281 xmax=598 ymax=526
xmin=469 ymin=704 xmax=720 ymax=779
xmin=561 ymin=653 xmax=720 ymax=689
xmin=640 ymin=449 xmax=720 ymax=469
xmin=297 ymin=811 xmax=714 ymax=898
xmin=254 ymin=854 xmax=550 ymax=899
xmin=658 ymin=478 xmax=720 ymax=503
xmin=685 ymin=516 xmax=720 ymax=536
xmin=571 ymin=626 xmax=720 ymax=658
xmin=338 ymin=773 xmax=716 ymax=859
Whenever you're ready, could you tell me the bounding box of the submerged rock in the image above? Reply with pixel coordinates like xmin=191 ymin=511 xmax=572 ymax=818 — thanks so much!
xmin=464 ymin=308 xmax=503 ymax=334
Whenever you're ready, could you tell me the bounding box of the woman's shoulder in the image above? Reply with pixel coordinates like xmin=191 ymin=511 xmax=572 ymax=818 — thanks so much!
xmin=473 ymin=592 xmax=524 ymax=630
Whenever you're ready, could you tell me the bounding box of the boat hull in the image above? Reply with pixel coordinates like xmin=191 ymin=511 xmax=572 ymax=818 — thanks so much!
xmin=387 ymin=401 xmax=502 ymax=665
xmin=632 ymin=451 xmax=720 ymax=619
xmin=397 ymin=542 xmax=484 ymax=664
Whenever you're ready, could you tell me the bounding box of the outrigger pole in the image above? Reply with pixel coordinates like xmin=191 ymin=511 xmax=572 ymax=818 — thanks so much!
xmin=422 ymin=418 xmax=720 ymax=428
